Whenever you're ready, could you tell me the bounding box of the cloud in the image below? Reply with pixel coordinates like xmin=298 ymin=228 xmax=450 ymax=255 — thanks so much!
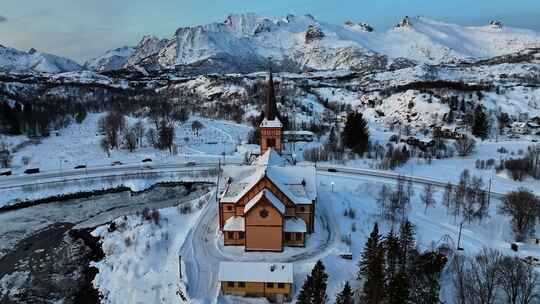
xmin=0 ymin=16 xmax=7 ymax=23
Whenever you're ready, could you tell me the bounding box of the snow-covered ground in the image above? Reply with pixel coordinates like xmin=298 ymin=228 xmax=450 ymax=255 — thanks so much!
xmin=2 ymin=113 xmax=250 ymax=175
xmin=90 ymin=167 xmax=540 ymax=303
xmin=91 ymin=191 xmax=214 ymax=304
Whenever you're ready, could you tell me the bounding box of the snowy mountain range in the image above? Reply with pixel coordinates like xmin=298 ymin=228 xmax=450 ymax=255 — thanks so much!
xmin=83 ymin=46 xmax=135 ymax=72
xmin=0 ymin=45 xmax=82 ymax=74
xmin=2 ymin=13 xmax=540 ymax=74
xmin=111 ymin=13 xmax=540 ymax=74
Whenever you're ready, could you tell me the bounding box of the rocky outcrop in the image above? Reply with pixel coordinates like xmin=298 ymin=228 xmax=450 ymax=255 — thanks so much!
xmin=305 ymin=25 xmax=325 ymax=43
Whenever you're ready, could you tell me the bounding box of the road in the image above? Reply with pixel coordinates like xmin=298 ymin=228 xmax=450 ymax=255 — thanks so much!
xmin=0 ymin=161 xmax=243 ymax=190
xmin=316 ymin=164 xmax=506 ymax=199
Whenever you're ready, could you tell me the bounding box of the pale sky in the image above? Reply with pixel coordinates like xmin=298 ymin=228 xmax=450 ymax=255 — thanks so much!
xmin=1 ymin=0 xmax=539 ymax=63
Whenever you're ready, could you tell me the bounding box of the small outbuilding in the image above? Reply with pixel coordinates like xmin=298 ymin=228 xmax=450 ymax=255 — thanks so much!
xmin=218 ymin=261 xmax=293 ymax=302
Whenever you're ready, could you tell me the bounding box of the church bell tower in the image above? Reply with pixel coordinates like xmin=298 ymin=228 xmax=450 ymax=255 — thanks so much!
xmin=259 ymin=66 xmax=283 ymax=155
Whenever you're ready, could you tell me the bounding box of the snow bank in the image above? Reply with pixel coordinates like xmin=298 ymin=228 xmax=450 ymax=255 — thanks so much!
xmin=91 ymin=191 xmax=213 ymax=304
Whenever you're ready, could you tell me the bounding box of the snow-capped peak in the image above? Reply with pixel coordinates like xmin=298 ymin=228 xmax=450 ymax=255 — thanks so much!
xmin=0 ymin=45 xmax=82 ymax=74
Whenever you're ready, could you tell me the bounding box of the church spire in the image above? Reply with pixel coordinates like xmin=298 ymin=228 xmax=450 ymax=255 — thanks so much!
xmin=265 ymin=60 xmax=278 ymax=121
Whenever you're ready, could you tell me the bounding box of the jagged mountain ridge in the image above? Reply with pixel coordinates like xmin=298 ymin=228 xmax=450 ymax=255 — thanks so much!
xmin=84 ymin=46 xmax=135 ymax=72
xmin=114 ymin=13 xmax=540 ymax=74
xmin=0 ymin=45 xmax=82 ymax=74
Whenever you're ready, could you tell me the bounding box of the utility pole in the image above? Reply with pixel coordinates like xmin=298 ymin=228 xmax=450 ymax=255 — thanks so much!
xmin=457 ymin=222 xmax=464 ymax=251
xmin=487 ymin=177 xmax=492 ymax=207
xmin=215 ymin=159 xmax=222 ymax=202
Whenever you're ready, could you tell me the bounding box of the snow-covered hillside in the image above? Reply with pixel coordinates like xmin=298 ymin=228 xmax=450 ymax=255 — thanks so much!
xmin=0 ymin=45 xmax=82 ymax=74
xmin=84 ymin=46 xmax=135 ymax=72
xmin=118 ymin=13 xmax=540 ymax=73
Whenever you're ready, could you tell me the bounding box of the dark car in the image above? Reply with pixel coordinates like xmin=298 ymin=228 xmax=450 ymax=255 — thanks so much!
xmin=74 ymin=165 xmax=87 ymax=169
xmin=327 ymin=168 xmax=338 ymax=173
xmin=24 ymin=168 xmax=40 ymax=174
xmin=0 ymin=170 xmax=12 ymax=176
xmin=142 ymin=158 xmax=152 ymax=163
xmin=111 ymin=161 xmax=123 ymax=166
xmin=186 ymin=161 xmax=197 ymax=167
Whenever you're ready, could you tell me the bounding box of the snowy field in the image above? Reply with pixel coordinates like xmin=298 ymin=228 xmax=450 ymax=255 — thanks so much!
xmin=1 ymin=112 xmax=251 ymax=174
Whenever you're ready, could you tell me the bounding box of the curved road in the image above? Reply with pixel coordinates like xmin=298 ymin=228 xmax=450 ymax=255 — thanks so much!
xmin=180 ymin=184 xmax=341 ymax=303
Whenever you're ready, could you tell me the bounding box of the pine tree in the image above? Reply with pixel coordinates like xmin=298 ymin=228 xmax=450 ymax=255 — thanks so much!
xmin=310 ymin=260 xmax=329 ymax=304
xmin=384 ymin=230 xmax=400 ymax=278
xmin=472 ymin=105 xmax=489 ymax=140
xmin=296 ymin=273 xmax=314 ymax=304
xmin=359 ymin=223 xmax=385 ymax=304
xmin=335 ymin=281 xmax=354 ymax=304
xmin=342 ymin=111 xmax=370 ymax=154
xmin=386 ymin=271 xmax=410 ymax=304
xmin=398 ymin=221 xmax=416 ymax=271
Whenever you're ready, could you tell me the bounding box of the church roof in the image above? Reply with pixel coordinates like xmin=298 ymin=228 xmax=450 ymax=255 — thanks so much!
xmin=244 ymin=189 xmax=286 ymax=214
xmin=253 ymin=149 xmax=286 ymax=167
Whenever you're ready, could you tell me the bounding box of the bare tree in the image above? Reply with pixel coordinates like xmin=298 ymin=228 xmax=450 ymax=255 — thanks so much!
xmin=124 ymin=129 xmax=137 ymax=152
xmin=497 ymin=256 xmax=540 ymax=304
xmin=98 ymin=112 xmax=126 ymax=149
xmin=0 ymin=141 xmax=11 ymax=168
xmin=499 ymin=188 xmax=540 ymax=242
xmin=158 ymin=120 xmax=175 ymax=154
xmin=377 ymin=184 xmax=391 ymax=219
xmin=420 ymin=184 xmax=436 ymax=213
xmin=467 ymin=248 xmax=502 ymax=304
xmin=191 ymin=120 xmax=204 ymax=137
xmin=451 ymin=254 xmax=468 ymax=304
xmin=442 ymin=182 xmax=453 ymax=214
xmin=100 ymin=137 xmax=111 ymax=157
xmin=146 ymin=128 xmax=157 ymax=148
xmin=454 ymin=136 xmax=476 ymax=157
xmin=133 ymin=120 xmax=146 ymax=148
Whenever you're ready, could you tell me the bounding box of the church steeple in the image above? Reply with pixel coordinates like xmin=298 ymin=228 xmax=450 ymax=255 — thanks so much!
xmin=259 ymin=59 xmax=283 ymax=155
xmin=265 ymin=65 xmax=278 ymax=121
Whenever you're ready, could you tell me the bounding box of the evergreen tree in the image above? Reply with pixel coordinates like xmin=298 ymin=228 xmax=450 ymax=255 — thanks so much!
xmin=311 ymin=260 xmax=329 ymax=304
xmin=297 ymin=260 xmax=328 ymax=304
xmin=386 ymin=271 xmax=410 ymax=304
xmin=409 ymin=251 xmax=447 ymax=304
xmin=358 ymin=223 xmax=385 ymax=304
xmin=384 ymin=230 xmax=400 ymax=278
xmin=342 ymin=111 xmax=370 ymax=154
xmin=472 ymin=105 xmax=489 ymax=140
xmin=296 ymin=273 xmax=314 ymax=304
xmin=335 ymin=281 xmax=354 ymax=304
xmin=398 ymin=221 xmax=416 ymax=271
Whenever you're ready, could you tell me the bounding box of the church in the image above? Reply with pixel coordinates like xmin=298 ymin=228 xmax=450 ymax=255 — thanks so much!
xmin=218 ymin=70 xmax=317 ymax=252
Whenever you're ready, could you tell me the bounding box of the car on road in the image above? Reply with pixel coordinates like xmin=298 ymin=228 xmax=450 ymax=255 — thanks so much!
xmin=74 ymin=165 xmax=87 ymax=169
xmin=111 ymin=161 xmax=123 ymax=166
xmin=186 ymin=161 xmax=197 ymax=167
xmin=327 ymin=168 xmax=338 ymax=173
xmin=142 ymin=158 xmax=152 ymax=163
xmin=24 ymin=168 xmax=40 ymax=174
xmin=0 ymin=170 xmax=12 ymax=176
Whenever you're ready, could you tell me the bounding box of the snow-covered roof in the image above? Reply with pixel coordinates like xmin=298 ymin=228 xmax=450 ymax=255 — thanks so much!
xmin=283 ymin=130 xmax=314 ymax=136
xmin=223 ymin=216 xmax=245 ymax=231
xmin=260 ymin=118 xmax=283 ymax=128
xmin=218 ymin=262 xmax=293 ymax=283
xmin=284 ymin=218 xmax=307 ymax=232
xmin=253 ymin=149 xmax=286 ymax=167
xmin=244 ymin=189 xmax=286 ymax=214
xmin=267 ymin=165 xmax=317 ymax=204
